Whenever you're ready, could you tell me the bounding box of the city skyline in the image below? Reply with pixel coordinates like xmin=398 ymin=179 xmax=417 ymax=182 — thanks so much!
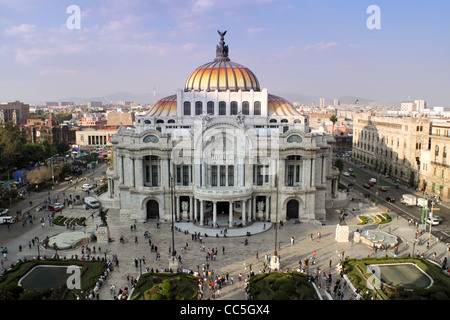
xmin=1 ymin=0 xmax=449 ymax=107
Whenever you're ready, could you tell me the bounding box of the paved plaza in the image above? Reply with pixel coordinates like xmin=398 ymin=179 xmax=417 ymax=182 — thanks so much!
xmin=1 ymin=185 xmax=449 ymax=301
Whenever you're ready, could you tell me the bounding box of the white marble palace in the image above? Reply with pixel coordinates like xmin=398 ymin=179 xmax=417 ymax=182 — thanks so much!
xmin=104 ymin=31 xmax=340 ymax=226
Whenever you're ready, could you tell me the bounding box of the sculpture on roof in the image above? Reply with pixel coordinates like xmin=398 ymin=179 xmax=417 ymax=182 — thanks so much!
xmin=215 ymin=30 xmax=229 ymax=61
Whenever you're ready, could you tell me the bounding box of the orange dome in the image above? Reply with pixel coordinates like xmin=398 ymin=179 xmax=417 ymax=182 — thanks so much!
xmin=185 ymin=60 xmax=260 ymax=92
xmin=147 ymin=94 xmax=177 ymax=117
xmin=267 ymin=94 xmax=302 ymax=116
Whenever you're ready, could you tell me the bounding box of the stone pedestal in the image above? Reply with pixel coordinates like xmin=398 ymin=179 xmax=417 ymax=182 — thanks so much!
xmin=335 ymin=224 xmax=349 ymax=242
xmin=269 ymin=255 xmax=280 ymax=271
xmin=169 ymin=256 xmax=180 ymax=271
xmin=96 ymin=225 xmax=110 ymax=243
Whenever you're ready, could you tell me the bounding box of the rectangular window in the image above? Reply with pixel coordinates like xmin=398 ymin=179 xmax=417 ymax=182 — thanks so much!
xmin=287 ymin=165 xmax=294 ymax=186
xmin=183 ymin=165 xmax=189 ymax=186
xmin=228 ymin=165 xmax=234 ymax=186
xmin=151 ymin=165 xmax=158 ymax=186
xmin=220 ymin=165 xmax=226 ymax=186
xmin=211 ymin=165 xmax=217 ymax=186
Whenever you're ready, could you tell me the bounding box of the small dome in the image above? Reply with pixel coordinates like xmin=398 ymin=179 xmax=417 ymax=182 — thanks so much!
xmin=267 ymin=94 xmax=302 ymax=116
xmin=146 ymin=94 xmax=177 ymax=117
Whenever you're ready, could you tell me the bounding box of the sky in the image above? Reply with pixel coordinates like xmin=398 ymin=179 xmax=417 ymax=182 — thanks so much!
xmin=0 ymin=0 xmax=449 ymax=107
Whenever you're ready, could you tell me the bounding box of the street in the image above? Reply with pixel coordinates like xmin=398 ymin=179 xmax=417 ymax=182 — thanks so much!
xmin=340 ymin=158 xmax=450 ymax=243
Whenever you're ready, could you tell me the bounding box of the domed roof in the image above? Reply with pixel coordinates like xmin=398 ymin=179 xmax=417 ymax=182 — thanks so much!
xmin=146 ymin=94 xmax=177 ymax=117
xmin=267 ymin=94 xmax=303 ymax=116
xmin=184 ymin=30 xmax=260 ymax=92
xmin=185 ymin=60 xmax=260 ymax=92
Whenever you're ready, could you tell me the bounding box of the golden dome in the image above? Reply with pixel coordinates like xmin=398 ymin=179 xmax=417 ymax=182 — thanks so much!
xmin=267 ymin=94 xmax=302 ymax=116
xmin=147 ymin=94 xmax=177 ymax=117
xmin=185 ymin=60 xmax=260 ymax=92
xmin=184 ymin=30 xmax=260 ymax=92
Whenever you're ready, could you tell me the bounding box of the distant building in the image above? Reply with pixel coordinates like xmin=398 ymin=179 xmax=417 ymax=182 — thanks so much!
xmin=419 ymin=118 xmax=450 ymax=200
xmin=107 ymin=112 xmax=135 ymax=126
xmin=76 ymin=128 xmax=116 ymax=147
xmin=0 ymin=101 xmax=30 ymax=125
xmin=79 ymin=114 xmax=107 ymax=126
xmin=352 ymin=113 xmax=430 ymax=188
xmin=88 ymin=101 xmax=103 ymax=108
xmin=320 ymin=98 xmax=325 ymax=109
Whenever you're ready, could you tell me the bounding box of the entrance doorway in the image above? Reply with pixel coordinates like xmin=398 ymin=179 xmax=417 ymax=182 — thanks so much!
xmin=146 ymin=200 xmax=159 ymax=220
xmin=286 ymin=199 xmax=299 ymax=219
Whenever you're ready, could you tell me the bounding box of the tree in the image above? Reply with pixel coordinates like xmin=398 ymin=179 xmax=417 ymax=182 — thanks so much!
xmin=329 ymin=114 xmax=338 ymax=136
xmin=25 ymin=166 xmax=52 ymax=184
xmin=334 ymin=158 xmax=344 ymax=173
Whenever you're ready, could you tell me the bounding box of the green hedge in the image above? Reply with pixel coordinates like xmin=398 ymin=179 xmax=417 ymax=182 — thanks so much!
xmin=343 ymin=257 xmax=450 ymax=300
xmin=0 ymin=259 xmax=107 ymax=300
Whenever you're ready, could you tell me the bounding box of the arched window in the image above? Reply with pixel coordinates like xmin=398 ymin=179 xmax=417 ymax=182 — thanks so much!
xmin=195 ymin=101 xmax=203 ymax=115
xmin=219 ymin=101 xmax=226 ymax=115
xmin=230 ymin=101 xmax=238 ymax=115
xmin=253 ymin=101 xmax=261 ymax=115
xmin=183 ymin=101 xmax=191 ymax=116
xmin=242 ymin=101 xmax=249 ymax=115
xmin=207 ymin=101 xmax=214 ymax=115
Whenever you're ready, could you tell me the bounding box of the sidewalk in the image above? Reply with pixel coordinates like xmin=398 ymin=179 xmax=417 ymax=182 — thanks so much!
xmin=3 ymin=181 xmax=449 ymax=301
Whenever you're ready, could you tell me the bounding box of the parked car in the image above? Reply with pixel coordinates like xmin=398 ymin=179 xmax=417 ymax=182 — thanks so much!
xmin=343 ymin=171 xmax=350 ymax=177
xmin=368 ymin=181 xmax=375 ymax=186
xmin=369 ymin=178 xmax=377 ymax=183
xmin=363 ymin=183 xmax=371 ymax=189
xmin=378 ymin=187 xmax=388 ymax=192
xmin=0 ymin=208 xmax=9 ymax=216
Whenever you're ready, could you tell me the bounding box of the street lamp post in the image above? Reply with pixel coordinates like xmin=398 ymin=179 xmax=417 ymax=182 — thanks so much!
xmin=270 ymin=173 xmax=280 ymax=271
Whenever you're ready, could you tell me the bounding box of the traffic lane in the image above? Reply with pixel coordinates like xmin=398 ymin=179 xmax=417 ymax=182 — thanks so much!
xmin=341 ymin=176 xmax=449 ymax=242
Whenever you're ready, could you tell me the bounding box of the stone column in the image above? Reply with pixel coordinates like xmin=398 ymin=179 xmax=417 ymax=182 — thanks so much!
xmin=131 ymin=157 xmax=135 ymax=187
xmin=252 ymin=196 xmax=256 ymax=220
xmin=229 ymin=201 xmax=233 ymax=227
xmin=213 ymin=201 xmax=217 ymax=226
xmin=189 ymin=196 xmax=193 ymax=221
xmin=194 ymin=198 xmax=198 ymax=222
xmin=135 ymin=157 xmax=143 ymax=188
xmin=242 ymin=199 xmax=247 ymax=226
xmin=176 ymin=196 xmax=180 ymax=221
xmin=120 ymin=155 xmax=125 ymax=184
xmin=200 ymin=200 xmax=204 ymax=226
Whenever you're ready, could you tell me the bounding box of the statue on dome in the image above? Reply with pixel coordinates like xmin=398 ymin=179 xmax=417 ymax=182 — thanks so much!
xmin=216 ymin=30 xmax=229 ymax=60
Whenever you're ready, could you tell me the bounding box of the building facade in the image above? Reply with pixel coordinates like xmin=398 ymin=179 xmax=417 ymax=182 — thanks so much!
xmin=419 ymin=118 xmax=450 ymax=200
xmin=104 ymin=32 xmax=339 ymax=224
xmin=0 ymin=101 xmax=30 ymax=125
xmin=352 ymin=113 xmax=431 ymax=187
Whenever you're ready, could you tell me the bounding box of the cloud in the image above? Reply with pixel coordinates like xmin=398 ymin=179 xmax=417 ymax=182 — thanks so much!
xmin=304 ymin=41 xmax=338 ymax=51
xmin=5 ymin=24 xmax=37 ymax=35
xmin=246 ymin=27 xmax=265 ymax=36
xmin=192 ymin=0 xmax=215 ymax=13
